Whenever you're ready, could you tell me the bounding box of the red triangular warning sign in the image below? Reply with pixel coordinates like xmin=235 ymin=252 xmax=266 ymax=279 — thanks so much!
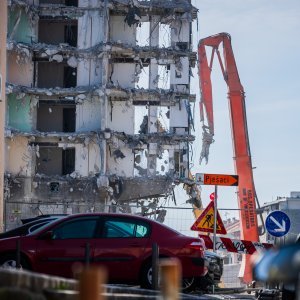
xmin=191 ymin=201 xmax=227 ymax=234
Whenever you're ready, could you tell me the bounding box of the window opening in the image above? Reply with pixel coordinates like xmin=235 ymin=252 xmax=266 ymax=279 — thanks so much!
xmin=38 ymin=19 xmax=78 ymax=45
xmin=62 ymin=148 xmax=75 ymax=175
xmin=157 ymin=65 xmax=170 ymax=89
xmin=134 ymin=106 xmax=148 ymax=134
xmin=63 ymin=107 xmax=76 ymax=132
xmin=157 ymin=106 xmax=170 ymax=132
xmin=64 ymin=24 xmax=77 ymax=46
xmin=39 ymin=0 xmax=78 ymax=5
xmin=134 ymin=149 xmax=148 ymax=177
xmin=50 ymin=182 xmax=60 ymax=193
xmin=135 ymin=64 xmax=149 ymax=89
xmin=65 ymin=0 xmax=78 ymax=6
xmin=174 ymin=151 xmax=180 ymax=176
xmin=159 ymin=23 xmax=171 ymax=48
xmin=64 ymin=67 xmax=77 ymax=88
xmin=174 ymin=149 xmax=186 ymax=178
xmin=156 ymin=150 xmax=169 ymax=175
xmin=136 ymin=22 xmax=150 ymax=47
xmin=37 ymin=102 xmax=76 ymax=132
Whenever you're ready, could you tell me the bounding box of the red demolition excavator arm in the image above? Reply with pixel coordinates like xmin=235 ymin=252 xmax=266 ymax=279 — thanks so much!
xmin=198 ymin=32 xmax=259 ymax=283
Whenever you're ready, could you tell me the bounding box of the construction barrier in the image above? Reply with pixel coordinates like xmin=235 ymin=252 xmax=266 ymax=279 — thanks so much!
xmin=200 ymin=234 xmax=273 ymax=255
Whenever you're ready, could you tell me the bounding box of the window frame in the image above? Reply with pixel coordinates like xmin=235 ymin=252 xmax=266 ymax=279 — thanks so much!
xmin=100 ymin=216 xmax=151 ymax=239
xmin=51 ymin=216 xmax=100 ymax=240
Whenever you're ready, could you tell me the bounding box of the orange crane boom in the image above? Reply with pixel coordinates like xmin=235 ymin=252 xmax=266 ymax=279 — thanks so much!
xmin=198 ymin=32 xmax=259 ymax=283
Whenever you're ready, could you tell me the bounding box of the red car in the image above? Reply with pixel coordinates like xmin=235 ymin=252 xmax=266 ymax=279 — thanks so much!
xmin=0 ymin=213 xmax=208 ymax=291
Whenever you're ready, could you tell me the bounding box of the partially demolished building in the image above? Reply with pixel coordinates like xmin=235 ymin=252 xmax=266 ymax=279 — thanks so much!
xmin=4 ymin=0 xmax=198 ymax=229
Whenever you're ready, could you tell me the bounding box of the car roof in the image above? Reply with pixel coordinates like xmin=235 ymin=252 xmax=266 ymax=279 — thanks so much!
xmin=21 ymin=214 xmax=68 ymax=224
xmin=59 ymin=213 xmax=180 ymax=229
xmin=51 ymin=212 xmax=152 ymax=221
xmin=29 ymin=213 xmax=183 ymax=236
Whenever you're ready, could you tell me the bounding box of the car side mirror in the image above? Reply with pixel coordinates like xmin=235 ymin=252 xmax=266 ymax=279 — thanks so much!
xmin=39 ymin=231 xmax=53 ymax=240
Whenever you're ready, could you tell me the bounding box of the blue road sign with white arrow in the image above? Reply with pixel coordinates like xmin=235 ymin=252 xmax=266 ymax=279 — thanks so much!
xmin=265 ymin=211 xmax=290 ymax=237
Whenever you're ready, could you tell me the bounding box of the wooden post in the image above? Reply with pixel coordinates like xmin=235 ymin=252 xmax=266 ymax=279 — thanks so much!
xmin=160 ymin=258 xmax=181 ymax=300
xmin=0 ymin=0 xmax=7 ymax=233
xmin=79 ymin=267 xmax=107 ymax=300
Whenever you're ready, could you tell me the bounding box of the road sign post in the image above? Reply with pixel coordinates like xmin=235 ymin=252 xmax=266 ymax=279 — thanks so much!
xmin=212 ymin=186 xmax=217 ymax=296
xmin=213 ymin=185 xmax=218 ymax=253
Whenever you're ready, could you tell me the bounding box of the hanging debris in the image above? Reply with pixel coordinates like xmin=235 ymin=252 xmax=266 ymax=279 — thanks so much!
xmin=124 ymin=3 xmax=141 ymax=27
xmin=199 ymin=125 xmax=214 ymax=164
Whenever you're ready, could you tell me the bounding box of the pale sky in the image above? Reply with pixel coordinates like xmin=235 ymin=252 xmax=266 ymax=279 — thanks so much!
xmin=190 ymin=0 xmax=300 ymax=218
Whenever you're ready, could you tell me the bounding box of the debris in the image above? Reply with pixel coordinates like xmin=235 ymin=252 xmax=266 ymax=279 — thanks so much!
xmin=67 ymin=56 xmax=78 ymax=68
xmin=200 ymin=125 xmax=214 ymax=164
xmin=124 ymin=4 xmax=141 ymax=27
xmin=51 ymin=54 xmax=63 ymax=63
xmin=113 ymin=149 xmax=126 ymax=159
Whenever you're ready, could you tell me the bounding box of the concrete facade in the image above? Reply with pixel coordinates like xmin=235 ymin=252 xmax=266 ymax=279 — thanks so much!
xmin=4 ymin=0 xmax=199 ymax=229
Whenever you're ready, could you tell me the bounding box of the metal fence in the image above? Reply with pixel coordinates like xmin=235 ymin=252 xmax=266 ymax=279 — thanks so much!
xmin=5 ymin=200 xmax=197 ymax=234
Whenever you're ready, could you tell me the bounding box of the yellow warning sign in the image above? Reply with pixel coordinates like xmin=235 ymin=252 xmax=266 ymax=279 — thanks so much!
xmin=191 ymin=201 xmax=227 ymax=234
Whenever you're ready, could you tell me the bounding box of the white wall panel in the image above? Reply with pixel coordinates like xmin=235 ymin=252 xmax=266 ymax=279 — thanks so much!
xmin=110 ymin=63 xmax=135 ymax=88
xmin=108 ymin=101 xmax=134 ymax=134
xmin=110 ymin=16 xmax=136 ymax=45
xmin=170 ymin=100 xmax=188 ymax=127
xmin=76 ymin=100 xmax=101 ymax=131
xmin=107 ymin=147 xmax=134 ymax=177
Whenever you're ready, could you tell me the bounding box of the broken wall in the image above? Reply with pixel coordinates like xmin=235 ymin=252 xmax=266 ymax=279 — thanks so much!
xmin=170 ymin=100 xmax=189 ymax=129
xmin=108 ymin=101 xmax=134 ymax=134
xmin=76 ymin=100 xmax=102 ymax=131
xmin=7 ymin=52 xmax=33 ymax=86
xmin=75 ymin=143 xmax=101 ymax=176
xmin=8 ymin=7 xmax=34 ymax=43
xmin=107 ymin=145 xmax=134 ymax=177
xmin=7 ymin=94 xmax=33 ymax=131
xmin=110 ymin=15 xmax=136 ymax=45
xmin=37 ymin=146 xmax=65 ymax=175
xmin=6 ymin=137 xmax=33 ymax=176
xmin=4 ymin=0 xmax=198 ymax=228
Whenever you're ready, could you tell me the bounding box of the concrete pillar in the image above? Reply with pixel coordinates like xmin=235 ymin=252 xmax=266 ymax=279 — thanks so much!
xmin=0 ymin=0 xmax=7 ymax=232
xmin=147 ymin=15 xmax=160 ymax=176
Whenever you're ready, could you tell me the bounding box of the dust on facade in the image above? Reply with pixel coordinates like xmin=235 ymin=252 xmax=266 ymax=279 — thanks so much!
xmin=4 ymin=0 xmax=200 ymax=230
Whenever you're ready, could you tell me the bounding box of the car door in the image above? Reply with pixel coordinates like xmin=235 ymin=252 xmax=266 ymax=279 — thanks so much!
xmin=93 ymin=216 xmax=151 ymax=283
xmin=35 ymin=216 xmax=99 ymax=278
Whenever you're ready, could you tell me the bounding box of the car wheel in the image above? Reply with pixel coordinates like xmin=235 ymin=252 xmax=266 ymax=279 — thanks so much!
xmin=141 ymin=261 xmax=197 ymax=293
xmin=141 ymin=261 xmax=154 ymax=289
xmin=0 ymin=253 xmax=30 ymax=270
xmin=197 ymin=274 xmax=214 ymax=292
xmin=181 ymin=277 xmax=197 ymax=293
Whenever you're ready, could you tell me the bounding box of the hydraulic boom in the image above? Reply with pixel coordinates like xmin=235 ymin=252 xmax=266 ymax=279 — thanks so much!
xmin=198 ymin=32 xmax=259 ymax=283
